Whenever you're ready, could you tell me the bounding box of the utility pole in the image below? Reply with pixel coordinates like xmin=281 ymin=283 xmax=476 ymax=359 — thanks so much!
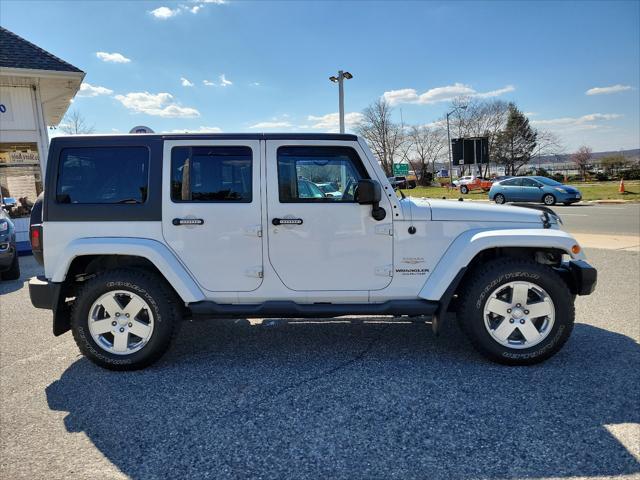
xmin=329 ymin=70 xmax=353 ymax=134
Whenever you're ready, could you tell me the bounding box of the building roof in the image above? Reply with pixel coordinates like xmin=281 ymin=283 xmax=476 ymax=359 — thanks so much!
xmin=0 ymin=26 xmax=83 ymax=73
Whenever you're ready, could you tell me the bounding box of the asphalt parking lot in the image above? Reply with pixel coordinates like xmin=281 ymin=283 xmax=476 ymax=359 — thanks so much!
xmin=1 ymin=248 xmax=639 ymax=480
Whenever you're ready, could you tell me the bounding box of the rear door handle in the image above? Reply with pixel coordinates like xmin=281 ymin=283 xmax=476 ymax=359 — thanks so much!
xmin=272 ymin=218 xmax=303 ymax=226
xmin=172 ymin=218 xmax=204 ymax=226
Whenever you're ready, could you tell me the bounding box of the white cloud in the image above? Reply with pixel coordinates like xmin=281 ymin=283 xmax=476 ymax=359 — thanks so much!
xmin=308 ymin=112 xmax=364 ymax=131
xmin=586 ymin=84 xmax=633 ymax=96
xmin=203 ymin=79 xmax=215 ymax=86
xmin=150 ymin=1 xmax=226 ymax=19
xmin=181 ymin=77 xmax=194 ymax=87
xmin=96 ymin=51 xmax=131 ymax=63
xmin=168 ymin=126 xmax=223 ymax=133
xmin=114 ymin=92 xmax=200 ymax=118
xmin=149 ymin=6 xmax=180 ymax=19
xmin=219 ymin=74 xmax=232 ymax=86
xmin=77 ymin=82 xmax=113 ymax=97
xmin=249 ymin=121 xmax=293 ymax=129
xmin=531 ymin=113 xmax=622 ymax=131
xmin=382 ymin=83 xmax=515 ymax=106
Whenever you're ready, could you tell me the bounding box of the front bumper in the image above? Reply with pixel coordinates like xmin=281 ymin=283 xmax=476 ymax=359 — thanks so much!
xmin=0 ymin=240 xmax=15 ymax=270
xmin=557 ymin=260 xmax=597 ymax=296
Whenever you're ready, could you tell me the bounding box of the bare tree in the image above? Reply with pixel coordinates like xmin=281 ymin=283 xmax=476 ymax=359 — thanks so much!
xmin=571 ymin=146 xmax=592 ymax=181
xmin=60 ymin=110 xmax=95 ymax=135
xmin=407 ymin=125 xmax=447 ymax=184
xmin=447 ymin=98 xmax=509 ymax=176
xmin=531 ymin=130 xmax=563 ymax=172
xmin=356 ymin=99 xmax=405 ymax=176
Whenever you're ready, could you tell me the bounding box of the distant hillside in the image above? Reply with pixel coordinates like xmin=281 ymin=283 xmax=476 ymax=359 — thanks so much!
xmin=538 ymin=148 xmax=640 ymax=164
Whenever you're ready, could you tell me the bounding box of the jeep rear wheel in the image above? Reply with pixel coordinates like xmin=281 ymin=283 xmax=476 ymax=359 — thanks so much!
xmin=71 ymin=269 xmax=180 ymax=370
xmin=458 ymin=258 xmax=574 ymax=365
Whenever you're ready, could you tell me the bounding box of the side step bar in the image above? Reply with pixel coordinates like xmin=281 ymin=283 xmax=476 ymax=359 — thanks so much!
xmin=188 ymin=299 xmax=439 ymax=319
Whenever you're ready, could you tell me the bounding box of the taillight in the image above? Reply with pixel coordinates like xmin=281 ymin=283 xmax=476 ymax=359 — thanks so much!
xmin=30 ymin=224 xmax=42 ymax=250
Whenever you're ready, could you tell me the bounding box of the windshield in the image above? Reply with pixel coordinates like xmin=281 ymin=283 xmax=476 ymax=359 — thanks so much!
xmin=537 ymin=177 xmax=563 ymax=186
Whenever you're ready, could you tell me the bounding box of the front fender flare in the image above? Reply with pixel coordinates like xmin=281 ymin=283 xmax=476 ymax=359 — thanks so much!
xmin=51 ymin=237 xmax=205 ymax=303
xmin=419 ymin=228 xmax=584 ymax=301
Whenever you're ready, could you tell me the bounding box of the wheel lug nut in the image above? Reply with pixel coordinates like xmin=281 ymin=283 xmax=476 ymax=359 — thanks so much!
xmin=507 ymin=309 xmax=512 ymax=313
xmin=111 ymin=321 xmax=117 ymax=326
xmin=509 ymin=319 xmax=515 ymax=323
xmin=128 ymin=323 xmax=132 ymax=327
xmin=119 ymin=327 xmax=125 ymax=333
xmin=524 ymin=310 xmax=529 ymax=315
xmin=125 ymin=313 xmax=130 ymax=318
xmin=520 ymin=319 xmax=525 ymax=324
xmin=516 ymin=303 xmax=521 ymax=307
xmin=115 ymin=313 xmax=120 ymax=317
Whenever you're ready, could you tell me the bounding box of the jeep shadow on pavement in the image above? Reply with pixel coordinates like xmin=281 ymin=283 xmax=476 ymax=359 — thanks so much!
xmin=30 ymin=133 xmax=596 ymax=370
xmin=46 ymin=319 xmax=639 ymax=479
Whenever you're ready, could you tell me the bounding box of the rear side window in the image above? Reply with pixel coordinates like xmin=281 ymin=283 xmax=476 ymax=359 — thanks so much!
xmin=171 ymin=146 xmax=252 ymax=202
xmin=500 ymin=178 xmax=521 ymax=186
xmin=56 ymin=147 xmax=149 ymax=204
xmin=277 ymin=146 xmax=369 ymax=203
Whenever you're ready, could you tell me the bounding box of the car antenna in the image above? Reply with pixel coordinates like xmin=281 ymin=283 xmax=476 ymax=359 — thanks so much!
xmin=398 ymin=188 xmax=406 ymax=200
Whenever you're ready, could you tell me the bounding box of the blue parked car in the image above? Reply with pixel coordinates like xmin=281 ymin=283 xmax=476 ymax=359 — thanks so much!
xmin=489 ymin=176 xmax=582 ymax=206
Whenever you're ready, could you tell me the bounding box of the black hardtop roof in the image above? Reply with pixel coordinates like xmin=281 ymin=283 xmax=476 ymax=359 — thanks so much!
xmin=51 ymin=133 xmax=359 ymax=144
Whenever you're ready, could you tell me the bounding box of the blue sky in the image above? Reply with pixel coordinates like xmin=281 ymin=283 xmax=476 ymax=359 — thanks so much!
xmin=2 ymin=0 xmax=639 ymax=151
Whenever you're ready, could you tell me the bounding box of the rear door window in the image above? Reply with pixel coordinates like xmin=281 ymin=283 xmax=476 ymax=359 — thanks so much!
xmin=56 ymin=147 xmax=149 ymax=204
xmin=171 ymin=146 xmax=252 ymax=202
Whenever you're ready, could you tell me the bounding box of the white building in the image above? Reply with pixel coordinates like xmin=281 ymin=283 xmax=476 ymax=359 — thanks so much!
xmin=0 ymin=26 xmax=83 ymax=249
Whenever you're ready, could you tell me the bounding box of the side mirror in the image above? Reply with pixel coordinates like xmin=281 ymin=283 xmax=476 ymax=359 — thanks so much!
xmin=356 ymin=179 xmax=381 ymax=205
xmin=356 ymin=179 xmax=386 ymax=221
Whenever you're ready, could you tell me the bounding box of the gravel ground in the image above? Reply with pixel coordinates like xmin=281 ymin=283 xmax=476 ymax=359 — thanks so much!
xmin=1 ymin=249 xmax=639 ymax=480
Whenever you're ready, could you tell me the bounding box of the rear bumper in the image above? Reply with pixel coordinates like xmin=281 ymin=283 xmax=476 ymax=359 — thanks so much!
xmin=557 ymin=260 xmax=597 ymax=296
xmin=29 ymin=276 xmax=60 ymax=309
xmin=29 ymin=276 xmax=70 ymax=336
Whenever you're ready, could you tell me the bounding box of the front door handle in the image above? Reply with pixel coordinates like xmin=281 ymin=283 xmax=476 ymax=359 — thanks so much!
xmin=272 ymin=218 xmax=303 ymax=226
xmin=172 ymin=218 xmax=204 ymax=226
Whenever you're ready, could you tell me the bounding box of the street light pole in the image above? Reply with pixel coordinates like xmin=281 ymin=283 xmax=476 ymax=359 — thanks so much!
xmin=329 ymin=70 xmax=353 ymax=134
xmin=445 ymin=105 xmax=467 ymax=185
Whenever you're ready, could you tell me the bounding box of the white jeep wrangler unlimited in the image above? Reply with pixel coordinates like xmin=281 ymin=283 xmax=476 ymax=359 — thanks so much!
xmin=29 ymin=133 xmax=596 ymax=370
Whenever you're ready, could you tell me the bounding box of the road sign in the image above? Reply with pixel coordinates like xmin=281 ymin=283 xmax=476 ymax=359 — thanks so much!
xmin=451 ymin=137 xmax=489 ymax=165
xmin=393 ymin=163 xmax=409 ymax=176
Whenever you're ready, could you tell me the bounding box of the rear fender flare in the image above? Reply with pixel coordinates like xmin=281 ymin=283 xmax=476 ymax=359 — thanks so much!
xmin=51 ymin=237 xmax=205 ymax=303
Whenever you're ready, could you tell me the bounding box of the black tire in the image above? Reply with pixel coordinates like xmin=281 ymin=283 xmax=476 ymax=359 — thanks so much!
xmin=494 ymin=193 xmax=506 ymax=204
xmin=542 ymin=193 xmax=556 ymax=206
xmin=457 ymin=258 xmax=574 ymax=365
xmin=1 ymin=252 xmax=20 ymax=280
xmin=71 ymin=269 xmax=180 ymax=370
xmin=460 ymin=185 xmax=469 ymax=194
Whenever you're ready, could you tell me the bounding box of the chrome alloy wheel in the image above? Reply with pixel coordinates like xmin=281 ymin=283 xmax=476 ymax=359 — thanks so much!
xmin=88 ymin=290 xmax=155 ymax=355
xmin=483 ymin=281 xmax=555 ymax=349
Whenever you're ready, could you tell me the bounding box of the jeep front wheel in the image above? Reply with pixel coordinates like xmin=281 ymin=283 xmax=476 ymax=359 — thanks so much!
xmin=71 ymin=269 xmax=180 ymax=370
xmin=458 ymin=258 xmax=574 ymax=365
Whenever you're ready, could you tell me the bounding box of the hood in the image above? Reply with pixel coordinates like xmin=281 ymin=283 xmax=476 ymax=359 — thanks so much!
xmin=401 ymin=197 xmax=545 ymax=223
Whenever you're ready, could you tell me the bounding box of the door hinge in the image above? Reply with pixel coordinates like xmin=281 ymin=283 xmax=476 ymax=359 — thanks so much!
xmin=245 ymin=225 xmax=263 ymax=237
xmin=375 ymin=224 xmax=393 ymax=236
xmin=375 ymin=264 xmax=393 ymax=277
xmin=245 ymin=266 xmax=264 ymax=278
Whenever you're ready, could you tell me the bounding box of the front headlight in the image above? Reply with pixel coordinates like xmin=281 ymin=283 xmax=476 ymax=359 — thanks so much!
xmin=554 ymin=187 xmax=567 ymax=193
xmin=0 ymin=221 xmax=8 ymax=232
